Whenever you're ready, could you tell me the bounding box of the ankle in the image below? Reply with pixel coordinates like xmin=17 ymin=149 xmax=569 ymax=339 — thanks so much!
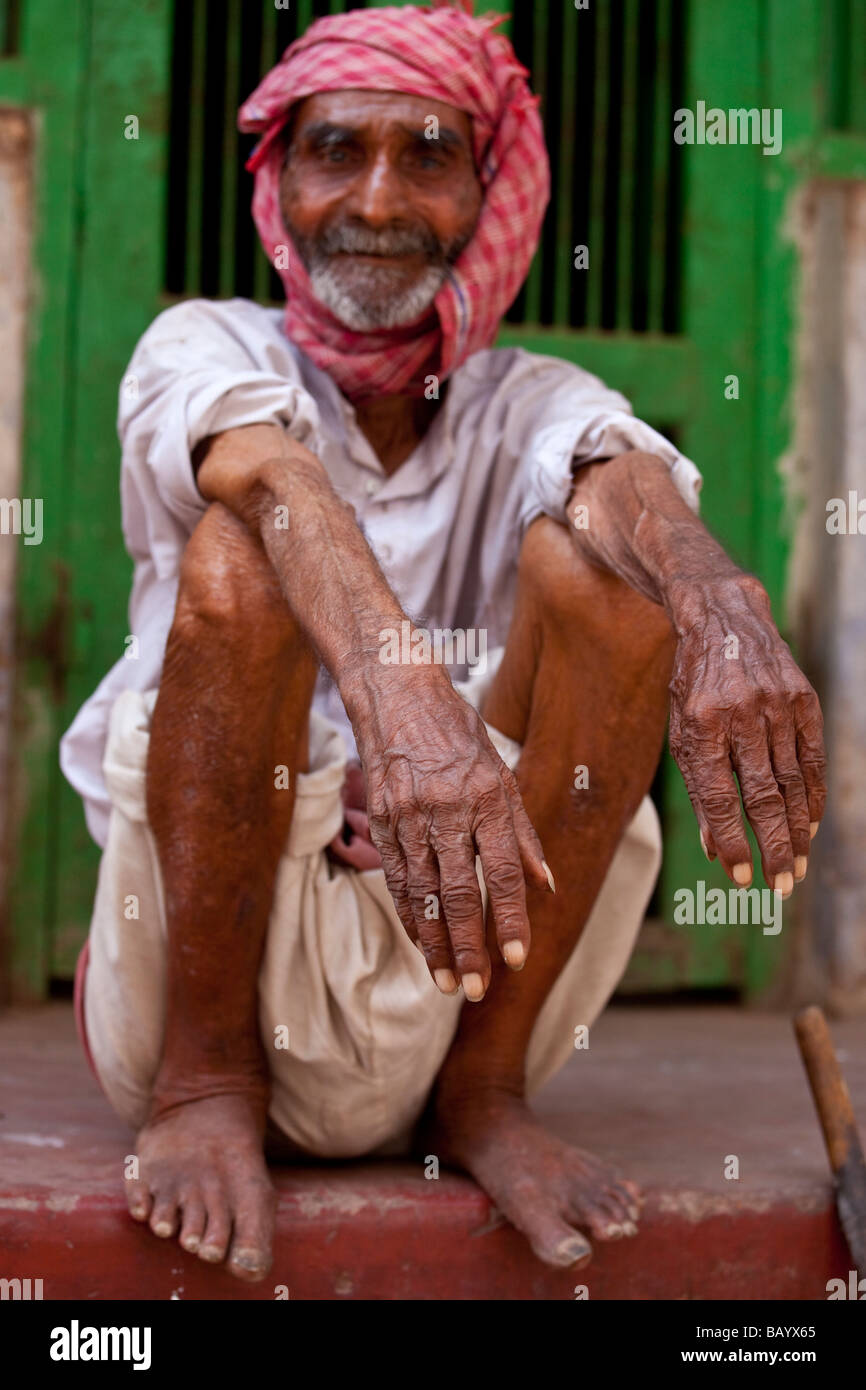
xmin=150 ymin=1059 xmax=269 ymax=1122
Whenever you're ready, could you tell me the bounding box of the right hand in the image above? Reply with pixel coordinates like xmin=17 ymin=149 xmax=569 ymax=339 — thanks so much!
xmin=354 ymin=669 xmax=551 ymax=1001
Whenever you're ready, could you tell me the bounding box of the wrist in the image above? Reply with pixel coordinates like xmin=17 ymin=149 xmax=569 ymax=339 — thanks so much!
xmin=339 ymin=644 xmax=450 ymax=727
xmin=665 ymin=566 xmax=765 ymax=638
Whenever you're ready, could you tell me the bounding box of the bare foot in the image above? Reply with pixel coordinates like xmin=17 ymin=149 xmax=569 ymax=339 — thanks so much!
xmin=426 ymin=1089 xmax=641 ymax=1268
xmin=124 ymin=1092 xmax=275 ymax=1282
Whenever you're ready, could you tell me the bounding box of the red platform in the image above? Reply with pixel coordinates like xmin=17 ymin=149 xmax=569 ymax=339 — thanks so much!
xmin=0 ymin=1002 xmax=860 ymax=1300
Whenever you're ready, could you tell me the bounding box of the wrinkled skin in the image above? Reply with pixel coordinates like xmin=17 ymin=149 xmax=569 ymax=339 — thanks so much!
xmin=667 ymin=574 xmax=825 ymax=889
xmin=121 ymin=88 xmax=826 ymax=1282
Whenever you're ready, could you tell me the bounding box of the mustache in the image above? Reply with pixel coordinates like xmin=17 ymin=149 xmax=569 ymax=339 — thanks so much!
xmin=315 ymin=220 xmax=446 ymax=261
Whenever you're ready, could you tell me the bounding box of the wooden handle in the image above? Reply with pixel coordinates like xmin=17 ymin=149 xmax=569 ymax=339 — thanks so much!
xmin=794 ymin=1005 xmax=861 ymax=1175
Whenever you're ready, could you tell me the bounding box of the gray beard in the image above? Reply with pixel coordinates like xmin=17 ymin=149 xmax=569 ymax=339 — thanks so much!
xmin=306 ymin=259 xmax=447 ymax=331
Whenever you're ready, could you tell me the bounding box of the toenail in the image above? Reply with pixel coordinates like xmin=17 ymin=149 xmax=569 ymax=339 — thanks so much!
xmin=557 ymin=1236 xmax=592 ymax=1267
xmin=604 ymin=1223 xmax=626 ymax=1239
xmin=622 ymin=1221 xmax=638 ymax=1237
xmin=627 ymin=1205 xmax=640 ymax=1222
xmin=153 ymin=1221 xmax=173 ymax=1238
xmin=130 ymin=1206 xmax=148 ymax=1221
xmin=180 ymin=1234 xmax=200 ymax=1252
xmin=198 ymin=1245 xmax=224 ymax=1263
xmin=231 ymin=1249 xmax=266 ymax=1272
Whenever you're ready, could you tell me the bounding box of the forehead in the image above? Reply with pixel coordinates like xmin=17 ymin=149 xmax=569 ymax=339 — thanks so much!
xmin=290 ymin=89 xmax=474 ymax=144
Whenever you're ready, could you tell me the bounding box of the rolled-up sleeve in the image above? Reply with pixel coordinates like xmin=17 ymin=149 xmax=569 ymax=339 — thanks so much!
xmin=118 ymin=298 xmax=323 ymax=580
xmin=517 ymin=358 xmax=702 ymax=531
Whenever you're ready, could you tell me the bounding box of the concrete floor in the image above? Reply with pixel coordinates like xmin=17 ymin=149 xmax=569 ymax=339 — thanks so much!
xmin=0 ymin=1001 xmax=863 ymax=1299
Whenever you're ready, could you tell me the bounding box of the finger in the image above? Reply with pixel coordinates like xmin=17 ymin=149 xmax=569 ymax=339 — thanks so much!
xmin=432 ymin=832 xmax=490 ymax=998
xmin=676 ymin=753 xmax=718 ymax=861
xmin=670 ymin=714 xmax=719 ymax=861
xmin=768 ymin=721 xmax=811 ymax=879
xmin=373 ymin=831 xmax=416 ymax=942
xmin=401 ymin=837 xmax=459 ymax=994
xmin=793 ymin=690 xmax=827 ymax=836
xmin=328 ymin=811 xmax=383 ymax=870
xmin=474 ymin=816 xmax=531 ymax=971
xmin=732 ymin=731 xmax=794 ymax=894
xmin=499 ymin=764 xmax=552 ymax=891
xmin=693 ymin=751 xmax=754 ymax=885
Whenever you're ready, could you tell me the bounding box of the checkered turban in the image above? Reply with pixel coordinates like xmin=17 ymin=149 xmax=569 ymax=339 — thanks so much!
xmin=238 ymin=3 xmax=549 ymax=400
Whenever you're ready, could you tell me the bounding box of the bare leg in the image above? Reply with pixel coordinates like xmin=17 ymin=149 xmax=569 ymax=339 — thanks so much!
xmin=123 ymin=501 xmax=318 ymax=1281
xmin=426 ymin=516 xmax=676 ymax=1268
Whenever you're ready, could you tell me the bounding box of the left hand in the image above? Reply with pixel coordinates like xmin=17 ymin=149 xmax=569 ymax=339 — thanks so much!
xmin=667 ymin=573 xmax=826 ymax=894
xmin=327 ymin=761 xmax=383 ymax=870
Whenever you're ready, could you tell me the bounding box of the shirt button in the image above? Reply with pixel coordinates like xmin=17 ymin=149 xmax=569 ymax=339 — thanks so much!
xmin=365 ymin=478 xmax=380 ymax=497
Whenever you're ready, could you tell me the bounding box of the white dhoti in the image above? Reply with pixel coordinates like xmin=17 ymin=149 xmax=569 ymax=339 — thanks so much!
xmin=81 ymin=650 xmax=661 ymax=1157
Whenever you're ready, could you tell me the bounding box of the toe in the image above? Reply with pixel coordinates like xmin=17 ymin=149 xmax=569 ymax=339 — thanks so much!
xmin=522 ymin=1209 xmax=594 ymax=1268
xmin=619 ymin=1179 xmax=642 ymax=1221
xmin=149 ymin=1190 xmax=180 ymax=1239
xmin=227 ymin=1180 xmax=275 ymax=1282
xmin=124 ymin=1178 xmax=153 ymax=1224
xmin=197 ymin=1187 xmax=232 ymax=1264
xmin=583 ymin=1204 xmax=631 ymax=1242
xmin=178 ymin=1191 xmax=207 ymax=1254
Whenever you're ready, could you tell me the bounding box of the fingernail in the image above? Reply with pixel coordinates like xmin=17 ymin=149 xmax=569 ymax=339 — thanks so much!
xmin=810 ymin=821 xmax=819 ymax=840
xmin=542 ymin=860 xmax=556 ymax=893
xmin=699 ymin=830 xmax=710 ymax=860
xmin=732 ymin=862 xmax=752 ymax=886
xmin=461 ymin=973 xmax=485 ymax=1001
xmin=433 ymin=968 xmax=458 ymax=995
xmin=774 ymin=871 xmax=794 ymax=899
xmin=413 ymin=938 xmax=425 ymax=954
xmin=793 ymin=855 xmax=808 ymax=882
xmin=503 ymin=940 xmax=526 ymax=970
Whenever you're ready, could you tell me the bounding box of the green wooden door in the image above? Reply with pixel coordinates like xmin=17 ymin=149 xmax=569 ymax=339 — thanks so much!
xmin=4 ymin=0 xmax=857 ymax=998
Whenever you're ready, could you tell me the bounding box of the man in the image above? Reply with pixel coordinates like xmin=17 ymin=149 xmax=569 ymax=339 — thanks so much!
xmin=61 ymin=5 xmax=825 ymax=1285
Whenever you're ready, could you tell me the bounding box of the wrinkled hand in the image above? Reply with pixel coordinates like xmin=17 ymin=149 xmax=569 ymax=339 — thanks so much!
xmin=327 ymin=763 xmax=382 ymax=871
xmin=354 ymin=670 xmax=551 ymax=1000
xmin=667 ymin=574 xmax=826 ymax=894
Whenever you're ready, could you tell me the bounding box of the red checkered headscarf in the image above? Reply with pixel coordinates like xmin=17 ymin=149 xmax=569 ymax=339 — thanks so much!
xmin=238 ymin=3 xmax=549 ymax=401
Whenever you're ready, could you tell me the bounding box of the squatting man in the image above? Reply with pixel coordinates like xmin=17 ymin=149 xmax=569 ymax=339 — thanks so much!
xmin=62 ymin=6 xmax=825 ymax=1282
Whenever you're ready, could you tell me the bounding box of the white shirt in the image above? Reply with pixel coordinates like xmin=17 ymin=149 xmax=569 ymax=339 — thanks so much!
xmin=60 ymin=297 xmax=702 ymax=848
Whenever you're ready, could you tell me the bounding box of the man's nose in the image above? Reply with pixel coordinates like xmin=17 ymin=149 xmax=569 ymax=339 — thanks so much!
xmin=347 ymin=150 xmax=406 ymax=226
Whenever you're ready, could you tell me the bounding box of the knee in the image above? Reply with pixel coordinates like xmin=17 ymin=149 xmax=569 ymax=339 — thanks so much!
xmin=173 ymin=502 xmax=292 ymax=652
xmin=517 ymin=514 xmax=674 ymax=657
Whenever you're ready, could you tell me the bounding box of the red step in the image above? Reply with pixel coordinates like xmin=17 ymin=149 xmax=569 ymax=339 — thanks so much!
xmin=0 ymin=1002 xmax=859 ymax=1300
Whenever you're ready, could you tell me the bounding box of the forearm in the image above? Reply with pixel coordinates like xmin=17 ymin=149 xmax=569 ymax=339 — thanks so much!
xmin=196 ymin=425 xmax=445 ymax=724
xmin=566 ymin=451 xmax=749 ymax=631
